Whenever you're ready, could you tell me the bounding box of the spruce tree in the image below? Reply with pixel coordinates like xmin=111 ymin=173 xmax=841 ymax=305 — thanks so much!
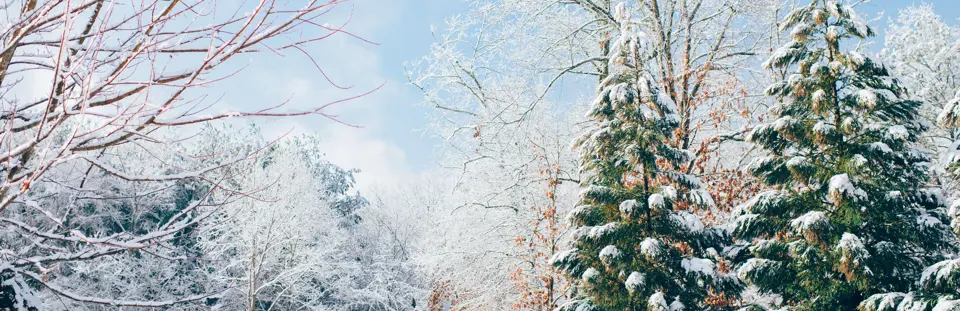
xmin=732 ymin=1 xmax=957 ymax=310
xmin=553 ymin=4 xmax=739 ymax=310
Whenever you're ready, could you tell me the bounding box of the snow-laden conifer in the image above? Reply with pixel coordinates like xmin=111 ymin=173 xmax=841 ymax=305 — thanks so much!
xmin=554 ymin=4 xmax=739 ymax=310
xmin=860 ymin=99 xmax=960 ymax=311
xmin=732 ymin=1 xmax=957 ymax=310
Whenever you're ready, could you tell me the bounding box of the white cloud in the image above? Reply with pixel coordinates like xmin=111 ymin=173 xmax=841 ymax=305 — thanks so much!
xmin=207 ymin=0 xmax=427 ymax=193
xmin=310 ymin=124 xmax=413 ymax=192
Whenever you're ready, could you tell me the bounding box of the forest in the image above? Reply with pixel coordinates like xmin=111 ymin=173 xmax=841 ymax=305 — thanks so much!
xmin=0 ymin=0 xmax=958 ymax=310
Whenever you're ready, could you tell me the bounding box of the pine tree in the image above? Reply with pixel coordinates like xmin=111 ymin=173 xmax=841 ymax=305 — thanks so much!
xmin=553 ymin=4 xmax=739 ymax=310
xmin=732 ymin=1 xmax=957 ymax=310
xmin=857 ymin=92 xmax=960 ymax=311
xmin=857 ymin=213 xmax=960 ymax=310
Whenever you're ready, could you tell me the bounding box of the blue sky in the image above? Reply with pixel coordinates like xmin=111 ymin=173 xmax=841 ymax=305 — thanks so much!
xmin=861 ymin=0 xmax=960 ymax=34
xmin=216 ymin=0 xmax=468 ymax=189
xmin=220 ymin=0 xmax=959 ymax=190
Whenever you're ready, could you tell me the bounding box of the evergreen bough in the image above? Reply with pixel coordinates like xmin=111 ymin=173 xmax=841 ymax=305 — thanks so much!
xmin=732 ymin=1 xmax=958 ymax=310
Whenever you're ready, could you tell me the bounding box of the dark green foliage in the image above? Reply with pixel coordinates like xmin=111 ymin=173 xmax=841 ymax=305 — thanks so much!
xmin=732 ymin=1 xmax=958 ymax=310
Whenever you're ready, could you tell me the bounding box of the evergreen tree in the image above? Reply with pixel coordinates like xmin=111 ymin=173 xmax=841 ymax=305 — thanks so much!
xmin=553 ymin=4 xmax=739 ymax=310
xmin=857 ymin=212 xmax=960 ymax=310
xmin=857 ymin=92 xmax=960 ymax=311
xmin=732 ymin=1 xmax=957 ymax=310
xmin=940 ymin=90 xmax=960 ymax=175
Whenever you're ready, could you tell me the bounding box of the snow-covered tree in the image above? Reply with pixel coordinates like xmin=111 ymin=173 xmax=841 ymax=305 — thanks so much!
xmin=0 ymin=122 xmax=222 ymax=310
xmin=858 ymin=203 xmax=960 ymax=311
xmin=194 ymin=125 xmax=422 ymax=311
xmin=198 ymin=135 xmax=348 ymax=310
xmin=939 ymin=91 xmax=960 ymax=177
xmin=0 ymin=0 xmax=374 ymax=308
xmin=883 ymin=4 xmax=960 ymax=154
xmin=859 ymin=89 xmax=960 ymax=311
xmin=553 ymin=8 xmax=738 ymax=310
xmin=732 ymin=1 xmax=957 ymax=310
xmin=369 ymin=172 xmax=533 ymax=311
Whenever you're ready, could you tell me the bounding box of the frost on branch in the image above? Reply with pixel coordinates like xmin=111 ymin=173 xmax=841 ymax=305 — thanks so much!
xmin=640 ymin=238 xmax=662 ymax=258
xmin=672 ymin=211 xmax=705 ymax=233
xmin=0 ymin=0 xmax=378 ymax=308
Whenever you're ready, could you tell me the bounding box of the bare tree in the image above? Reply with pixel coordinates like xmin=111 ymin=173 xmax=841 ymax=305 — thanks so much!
xmin=0 ymin=0 xmax=373 ymax=308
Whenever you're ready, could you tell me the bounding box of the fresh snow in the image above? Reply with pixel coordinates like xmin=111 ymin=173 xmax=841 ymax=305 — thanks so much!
xmin=790 ymin=211 xmax=829 ymax=233
xmin=886 ymin=191 xmax=902 ymax=199
xmin=790 ymin=23 xmax=810 ymax=41
xmin=826 ymin=26 xmax=841 ymax=41
xmin=648 ymin=291 xmax=669 ymax=311
xmin=672 ymin=211 xmax=705 ymax=233
xmin=852 ymin=154 xmax=868 ymax=167
xmin=886 ymin=125 xmax=909 ymax=140
xmin=737 ymin=190 xmax=787 ymax=214
xmin=836 ymin=233 xmax=872 ymax=277
xmin=812 ymin=90 xmax=827 ymax=105
xmin=550 ymin=249 xmax=578 ymax=265
xmin=641 ymin=238 xmax=661 ymax=257
xmin=869 ymin=142 xmax=893 ymax=153
xmin=773 ymin=116 xmax=795 ymax=131
xmin=919 ymin=259 xmax=960 ymax=289
xmin=625 ymin=272 xmax=645 ymax=291
xmin=582 ymin=268 xmax=600 ymax=281
xmin=649 ymin=194 xmax=666 ymax=209
xmin=844 ymin=6 xmax=871 ymax=37
xmin=837 ymin=233 xmax=867 ymax=252
xmin=857 ymin=89 xmax=878 ymax=107
xmin=738 ymin=258 xmax=775 ymax=280
xmin=691 ymin=189 xmax=716 ymax=207
xmin=916 ymin=210 xmax=942 ymax=227
xmin=681 ymin=258 xmax=715 ymax=276
xmin=828 ymin=174 xmax=866 ymax=202
xmin=587 ymin=223 xmax=618 ymax=239
xmin=786 ymin=156 xmax=810 ymax=168
xmin=661 ymin=186 xmax=678 ymax=199
xmin=669 ymin=298 xmax=685 ymax=311
xmin=599 ymin=245 xmax=621 ymax=262
xmin=567 ymin=205 xmax=592 ymax=222
xmin=950 ymin=200 xmax=960 ymax=219
xmin=933 ymin=299 xmax=960 ymax=311
xmin=740 ymin=285 xmax=784 ymax=309
xmin=860 ymin=293 xmax=908 ymax=311
xmin=619 ymin=200 xmax=639 ymax=216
